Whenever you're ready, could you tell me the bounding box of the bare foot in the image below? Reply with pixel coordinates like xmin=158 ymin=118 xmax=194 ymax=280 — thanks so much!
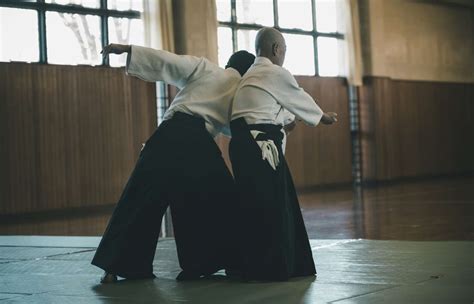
xmin=100 ymin=272 xmax=117 ymax=284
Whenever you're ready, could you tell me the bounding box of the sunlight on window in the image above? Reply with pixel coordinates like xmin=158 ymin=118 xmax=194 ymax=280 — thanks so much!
xmin=236 ymin=0 xmax=273 ymax=26
xmin=283 ymin=34 xmax=315 ymax=76
xmin=108 ymin=17 xmax=145 ymax=67
xmin=217 ymin=27 xmax=233 ymax=68
xmin=45 ymin=0 xmax=100 ymax=8
xmin=216 ymin=0 xmax=231 ymax=22
xmin=237 ymin=29 xmax=258 ymax=53
xmin=278 ymin=0 xmax=313 ymax=30
xmin=108 ymin=0 xmax=144 ymax=12
xmin=46 ymin=12 xmax=102 ymax=65
xmin=315 ymin=0 xmax=338 ymax=33
xmin=317 ymin=37 xmax=339 ymax=76
xmin=0 ymin=8 xmax=39 ymax=63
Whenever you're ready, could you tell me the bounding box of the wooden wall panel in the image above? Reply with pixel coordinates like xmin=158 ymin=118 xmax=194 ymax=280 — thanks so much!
xmin=284 ymin=77 xmax=353 ymax=188
xmin=359 ymin=77 xmax=474 ymax=182
xmin=0 ymin=63 xmax=156 ymax=215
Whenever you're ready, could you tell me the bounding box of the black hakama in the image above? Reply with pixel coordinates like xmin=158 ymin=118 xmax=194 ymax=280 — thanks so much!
xmin=92 ymin=112 xmax=239 ymax=279
xmin=229 ymin=117 xmax=316 ymax=281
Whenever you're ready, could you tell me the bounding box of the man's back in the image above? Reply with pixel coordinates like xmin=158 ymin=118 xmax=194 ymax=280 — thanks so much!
xmin=127 ymin=45 xmax=242 ymax=137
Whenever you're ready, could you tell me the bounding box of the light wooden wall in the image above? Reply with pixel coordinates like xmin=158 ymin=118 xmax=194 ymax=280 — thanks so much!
xmin=0 ymin=63 xmax=156 ymax=215
xmin=359 ymin=0 xmax=474 ymax=83
xmin=359 ymin=77 xmax=474 ymax=182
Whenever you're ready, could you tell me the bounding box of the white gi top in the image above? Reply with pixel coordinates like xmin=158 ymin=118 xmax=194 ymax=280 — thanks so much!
xmin=231 ymin=57 xmax=324 ymax=127
xmin=126 ymin=45 xmax=241 ymax=137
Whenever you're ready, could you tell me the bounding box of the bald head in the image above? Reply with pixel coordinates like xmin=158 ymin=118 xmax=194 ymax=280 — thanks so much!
xmin=255 ymin=27 xmax=286 ymax=66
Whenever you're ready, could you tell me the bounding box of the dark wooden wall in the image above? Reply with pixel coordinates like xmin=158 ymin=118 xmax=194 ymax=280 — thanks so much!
xmin=359 ymin=77 xmax=474 ymax=182
xmin=0 ymin=63 xmax=156 ymax=215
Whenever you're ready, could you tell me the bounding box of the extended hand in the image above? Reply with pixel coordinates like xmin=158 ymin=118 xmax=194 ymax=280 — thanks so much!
xmin=101 ymin=43 xmax=131 ymax=58
xmin=321 ymin=112 xmax=338 ymax=125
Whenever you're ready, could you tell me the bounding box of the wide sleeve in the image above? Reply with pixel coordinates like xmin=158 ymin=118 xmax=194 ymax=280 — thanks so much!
xmin=126 ymin=45 xmax=201 ymax=89
xmin=273 ymin=68 xmax=324 ymax=126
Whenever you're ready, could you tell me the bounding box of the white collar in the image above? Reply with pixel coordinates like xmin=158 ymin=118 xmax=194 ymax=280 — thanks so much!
xmin=254 ymin=57 xmax=274 ymax=66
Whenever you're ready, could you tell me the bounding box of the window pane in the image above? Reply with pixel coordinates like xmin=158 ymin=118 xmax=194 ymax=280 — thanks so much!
xmin=0 ymin=8 xmax=39 ymax=62
xmin=236 ymin=0 xmax=273 ymax=26
xmin=217 ymin=27 xmax=233 ymax=68
xmin=108 ymin=17 xmax=145 ymax=67
xmin=237 ymin=29 xmax=258 ymax=53
xmin=278 ymin=0 xmax=313 ymax=30
xmin=46 ymin=12 xmax=102 ymax=65
xmin=282 ymin=34 xmax=314 ymax=76
xmin=315 ymin=0 xmax=337 ymax=33
xmin=216 ymin=0 xmax=231 ymax=22
xmin=45 ymin=0 xmax=100 ymax=8
xmin=317 ymin=37 xmax=339 ymax=76
xmin=108 ymin=0 xmax=144 ymax=12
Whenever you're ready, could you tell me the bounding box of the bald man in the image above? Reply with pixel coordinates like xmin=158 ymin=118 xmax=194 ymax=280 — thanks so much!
xmin=92 ymin=44 xmax=255 ymax=283
xmin=229 ymin=28 xmax=337 ymax=281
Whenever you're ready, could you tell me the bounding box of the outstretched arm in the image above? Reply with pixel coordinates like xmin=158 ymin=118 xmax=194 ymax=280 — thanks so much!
xmin=101 ymin=44 xmax=201 ymax=89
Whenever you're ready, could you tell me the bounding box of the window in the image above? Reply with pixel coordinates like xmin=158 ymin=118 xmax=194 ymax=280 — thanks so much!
xmin=216 ymin=0 xmax=344 ymax=76
xmin=0 ymin=0 xmax=143 ymax=66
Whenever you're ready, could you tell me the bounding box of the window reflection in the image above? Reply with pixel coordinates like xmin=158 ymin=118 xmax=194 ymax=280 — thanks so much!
xmin=283 ymin=34 xmax=315 ymax=76
xmin=108 ymin=0 xmax=143 ymax=12
xmin=278 ymin=0 xmax=313 ymax=30
xmin=317 ymin=37 xmax=339 ymax=76
xmin=216 ymin=0 xmax=231 ymax=22
xmin=45 ymin=0 xmax=100 ymax=8
xmin=315 ymin=0 xmax=338 ymax=33
xmin=108 ymin=17 xmax=144 ymax=67
xmin=0 ymin=8 xmax=39 ymax=62
xmin=236 ymin=0 xmax=274 ymax=26
xmin=237 ymin=29 xmax=258 ymax=53
xmin=46 ymin=12 xmax=102 ymax=65
xmin=217 ymin=27 xmax=233 ymax=68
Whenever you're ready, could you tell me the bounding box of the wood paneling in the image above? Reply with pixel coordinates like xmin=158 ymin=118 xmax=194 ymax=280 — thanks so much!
xmin=0 ymin=63 xmax=156 ymax=215
xmin=359 ymin=77 xmax=474 ymax=182
xmin=280 ymin=77 xmax=353 ymax=188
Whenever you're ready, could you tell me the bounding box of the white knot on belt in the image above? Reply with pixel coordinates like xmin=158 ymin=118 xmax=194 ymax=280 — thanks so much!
xmin=250 ymin=130 xmax=280 ymax=170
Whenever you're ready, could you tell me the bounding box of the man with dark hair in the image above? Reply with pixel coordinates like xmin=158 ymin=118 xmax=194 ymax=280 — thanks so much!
xmin=229 ymin=28 xmax=338 ymax=281
xmin=92 ymin=44 xmax=255 ymax=283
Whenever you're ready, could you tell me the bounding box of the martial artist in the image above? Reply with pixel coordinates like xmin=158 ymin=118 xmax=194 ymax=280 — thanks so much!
xmin=92 ymin=43 xmax=255 ymax=283
xmin=229 ymin=27 xmax=338 ymax=281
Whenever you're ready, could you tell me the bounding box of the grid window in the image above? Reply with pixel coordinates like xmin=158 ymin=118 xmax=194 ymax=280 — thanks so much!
xmin=217 ymin=0 xmax=344 ymax=76
xmin=0 ymin=0 xmax=143 ymax=66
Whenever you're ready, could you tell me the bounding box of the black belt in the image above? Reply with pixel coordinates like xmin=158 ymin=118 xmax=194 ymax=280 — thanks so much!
xmin=231 ymin=118 xmax=284 ymax=146
xmin=170 ymin=111 xmax=206 ymax=127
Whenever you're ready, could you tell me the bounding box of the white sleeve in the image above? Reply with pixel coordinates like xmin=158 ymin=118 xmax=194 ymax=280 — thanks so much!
xmin=126 ymin=45 xmax=201 ymax=89
xmin=274 ymin=68 xmax=324 ymax=126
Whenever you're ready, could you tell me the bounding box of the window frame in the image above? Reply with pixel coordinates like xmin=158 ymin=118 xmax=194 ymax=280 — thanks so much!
xmin=218 ymin=0 xmax=344 ymax=76
xmin=0 ymin=0 xmax=141 ymax=65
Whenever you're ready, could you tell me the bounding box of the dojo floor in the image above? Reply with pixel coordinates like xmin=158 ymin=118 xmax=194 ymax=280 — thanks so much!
xmin=1 ymin=177 xmax=473 ymax=303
